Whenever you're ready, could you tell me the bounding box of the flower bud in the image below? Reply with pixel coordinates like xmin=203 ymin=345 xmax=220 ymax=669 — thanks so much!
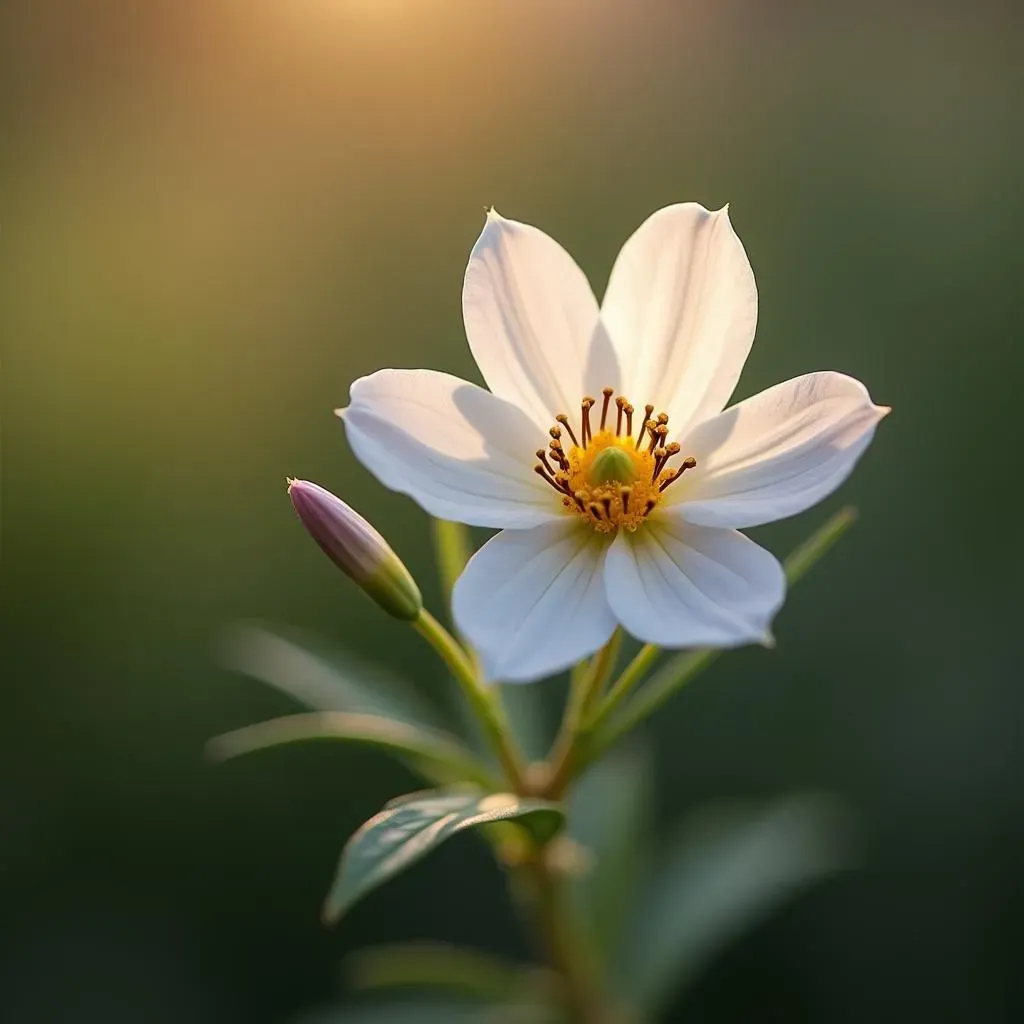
xmin=288 ymin=479 xmax=422 ymax=621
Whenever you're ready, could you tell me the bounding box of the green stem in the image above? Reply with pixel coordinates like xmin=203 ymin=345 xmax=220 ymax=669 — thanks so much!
xmin=430 ymin=518 xmax=474 ymax=597
xmin=570 ymin=506 xmax=859 ymax=780
xmin=543 ymin=631 xmax=621 ymax=798
xmin=586 ymin=642 xmax=660 ymax=736
xmin=429 ymin=518 xmax=482 ymax=675
xmin=522 ymin=849 xmax=617 ymax=1024
xmin=412 ymin=608 xmax=526 ymax=791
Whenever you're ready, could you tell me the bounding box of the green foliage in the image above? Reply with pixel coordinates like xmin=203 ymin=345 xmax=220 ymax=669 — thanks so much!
xmin=567 ymin=743 xmax=652 ymax=964
xmin=347 ymin=942 xmax=550 ymax=1004
xmin=615 ymin=796 xmax=853 ymax=1015
xmin=296 ymin=1000 xmax=499 ymax=1023
xmin=221 ymin=622 xmax=442 ymax=727
xmin=208 ymin=712 xmax=498 ymax=789
xmin=323 ymin=788 xmax=566 ymax=923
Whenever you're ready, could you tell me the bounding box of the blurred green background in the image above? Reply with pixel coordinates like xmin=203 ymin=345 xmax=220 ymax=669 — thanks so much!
xmin=3 ymin=0 xmax=1022 ymax=1020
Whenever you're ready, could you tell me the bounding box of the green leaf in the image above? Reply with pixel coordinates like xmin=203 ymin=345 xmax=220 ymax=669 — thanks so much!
xmin=347 ymin=942 xmax=545 ymax=1003
xmin=220 ymin=622 xmax=441 ymax=727
xmin=295 ymin=1000 xmax=491 ymax=1024
xmin=207 ymin=712 xmax=497 ymax=789
xmin=324 ymin=788 xmax=566 ymax=922
xmin=616 ymin=795 xmax=853 ymax=1015
xmin=568 ymin=743 xmax=653 ymax=964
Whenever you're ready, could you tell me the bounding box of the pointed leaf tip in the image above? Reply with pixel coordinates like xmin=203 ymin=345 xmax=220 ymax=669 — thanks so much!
xmin=323 ymin=787 xmax=565 ymax=922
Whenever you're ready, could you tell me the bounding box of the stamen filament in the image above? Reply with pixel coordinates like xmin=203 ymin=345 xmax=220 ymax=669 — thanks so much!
xmin=539 ymin=388 xmax=698 ymax=534
xmin=658 ymin=456 xmax=697 ymax=493
xmin=555 ymin=416 xmax=579 ymax=448
xmin=635 ymin=419 xmax=652 ymax=450
xmin=581 ymin=397 xmax=595 ymax=447
xmin=600 ymin=387 xmax=614 ymax=430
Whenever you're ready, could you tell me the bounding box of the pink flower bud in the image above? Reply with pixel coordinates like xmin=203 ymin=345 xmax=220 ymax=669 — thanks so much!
xmin=288 ymin=480 xmax=421 ymax=621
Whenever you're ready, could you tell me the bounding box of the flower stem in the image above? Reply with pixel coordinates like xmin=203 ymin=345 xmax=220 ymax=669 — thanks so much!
xmin=587 ymin=642 xmax=660 ymax=734
xmin=430 ymin=518 xmax=474 ymax=599
xmin=520 ymin=848 xmax=620 ymax=1024
xmin=543 ymin=631 xmax=621 ymax=797
xmin=412 ymin=608 xmax=526 ymax=791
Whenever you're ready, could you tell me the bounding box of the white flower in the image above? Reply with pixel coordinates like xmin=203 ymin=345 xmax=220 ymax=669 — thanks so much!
xmin=339 ymin=204 xmax=888 ymax=683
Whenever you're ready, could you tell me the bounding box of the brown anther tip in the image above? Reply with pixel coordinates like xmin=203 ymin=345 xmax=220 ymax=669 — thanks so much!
xmin=656 ymin=412 xmax=669 ymax=424
xmin=682 ymin=456 xmax=697 ymax=469
xmin=550 ymin=426 xmax=562 ymax=438
xmin=623 ymin=402 xmax=634 ymax=412
xmin=654 ymin=447 xmax=667 ymax=459
xmin=536 ymin=449 xmax=546 ymax=459
xmin=666 ymin=442 xmax=681 ymax=455
xmin=582 ymin=397 xmax=595 ymax=406
xmin=615 ymin=395 xmax=626 ymax=407
xmin=644 ymin=404 xmax=655 ymax=416
xmin=602 ymin=387 xmax=614 ymax=397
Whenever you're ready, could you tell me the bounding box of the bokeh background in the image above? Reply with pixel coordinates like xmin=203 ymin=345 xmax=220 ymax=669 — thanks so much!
xmin=4 ymin=0 xmax=1023 ymax=1020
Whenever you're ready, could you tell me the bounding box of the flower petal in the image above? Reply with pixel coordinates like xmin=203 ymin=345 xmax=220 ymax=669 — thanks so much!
xmin=600 ymin=203 xmax=757 ymax=432
xmin=605 ymin=522 xmax=785 ymax=649
xmin=673 ymin=372 xmax=888 ymax=529
xmin=342 ymin=368 xmax=558 ymax=529
xmin=452 ymin=521 xmax=616 ymax=683
xmin=463 ymin=210 xmax=617 ymax=430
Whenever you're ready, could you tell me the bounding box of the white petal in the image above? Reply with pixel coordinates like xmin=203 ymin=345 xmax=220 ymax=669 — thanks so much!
xmin=342 ymin=368 xmax=559 ymax=529
xmin=600 ymin=203 xmax=757 ymax=432
xmin=673 ymin=372 xmax=888 ymax=529
xmin=452 ymin=521 xmax=616 ymax=683
xmin=463 ymin=210 xmax=617 ymax=430
xmin=605 ymin=522 xmax=785 ymax=649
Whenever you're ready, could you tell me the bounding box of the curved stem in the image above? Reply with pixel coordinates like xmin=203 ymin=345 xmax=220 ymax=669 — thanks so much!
xmin=412 ymin=608 xmax=526 ymax=791
xmin=544 ymin=631 xmax=621 ymax=797
xmin=586 ymin=642 xmax=660 ymax=736
xmin=429 ymin=518 xmax=482 ymax=676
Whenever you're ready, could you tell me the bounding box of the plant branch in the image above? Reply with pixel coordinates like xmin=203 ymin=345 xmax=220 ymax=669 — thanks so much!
xmin=412 ymin=608 xmax=526 ymax=791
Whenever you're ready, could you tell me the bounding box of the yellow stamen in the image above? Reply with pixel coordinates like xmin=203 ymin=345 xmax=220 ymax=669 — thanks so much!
xmin=535 ymin=388 xmax=698 ymax=534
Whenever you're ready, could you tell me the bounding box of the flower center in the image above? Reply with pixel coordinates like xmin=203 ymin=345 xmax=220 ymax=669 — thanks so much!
xmin=533 ymin=387 xmax=697 ymax=533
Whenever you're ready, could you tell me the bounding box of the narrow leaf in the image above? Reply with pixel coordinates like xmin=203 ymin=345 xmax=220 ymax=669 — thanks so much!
xmin=324 ymin=788 xmax=566 ymax=922
xmin=568 ymin=743 xmax=653 ymax=964
xmin=617 ymin=795 xmax=853 ymax=1014
xmin=220 ymin=622 xmax=440 ymax=726
xmin=208 ymin=712 xmax=497 ymax=789
xmin=348 ymin=942 xmax=539 ymax=1002
xmin=296 ymin=1001 xmax=488 ymax=1024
